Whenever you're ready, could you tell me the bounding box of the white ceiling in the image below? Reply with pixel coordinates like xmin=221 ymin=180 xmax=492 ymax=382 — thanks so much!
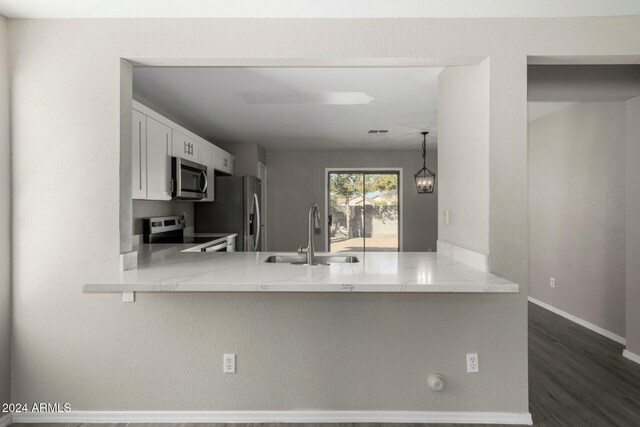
xmin=133 ymin=67 xmax=441 ymax=150
xmin=1 ymin=0 xmax=638 ymax=18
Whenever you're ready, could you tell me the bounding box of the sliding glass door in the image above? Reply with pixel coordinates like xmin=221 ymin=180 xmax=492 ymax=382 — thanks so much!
xmin=328 ymin=171 xmax=400 ymax=252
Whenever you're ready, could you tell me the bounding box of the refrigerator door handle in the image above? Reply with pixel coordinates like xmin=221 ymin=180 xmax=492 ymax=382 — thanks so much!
xmin=253 ymin=193 xmax=261 ymax=251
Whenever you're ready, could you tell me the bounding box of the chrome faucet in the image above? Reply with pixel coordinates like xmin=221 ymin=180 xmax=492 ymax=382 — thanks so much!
xmin=298 ymin=203 xmax=322 ymax=265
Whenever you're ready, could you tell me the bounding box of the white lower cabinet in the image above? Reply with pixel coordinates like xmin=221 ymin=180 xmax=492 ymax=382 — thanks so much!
xmin=226 ymin=235 xmax=236 ymax=252
xmin=132 ymin=110 xmax=147 ymax=200
xmin=146 ymin=117 xmax=172 ymax=200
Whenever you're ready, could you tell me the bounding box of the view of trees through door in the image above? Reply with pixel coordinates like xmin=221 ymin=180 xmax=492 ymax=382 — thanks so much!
xmin=328 ymin=171 xmax=400 ymax=252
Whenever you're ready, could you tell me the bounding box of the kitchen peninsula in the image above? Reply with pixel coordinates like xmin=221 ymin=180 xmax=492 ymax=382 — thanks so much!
xmin=84 ymin=249 xmax=519 ymax=294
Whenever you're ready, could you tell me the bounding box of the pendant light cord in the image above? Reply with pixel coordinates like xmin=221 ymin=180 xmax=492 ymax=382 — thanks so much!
xmin=422 ymin=132 xmax=427 ymax=169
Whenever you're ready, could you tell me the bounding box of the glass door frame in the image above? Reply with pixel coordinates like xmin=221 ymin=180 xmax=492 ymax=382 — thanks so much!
xmin=324 ymin=168 xmax=403 ymax=252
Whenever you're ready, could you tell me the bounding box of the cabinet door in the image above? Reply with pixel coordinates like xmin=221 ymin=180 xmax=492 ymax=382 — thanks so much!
xmin=172 ymin=130 xmax=201 ymax=163
xmin=132 ymin=110 xmax=147 ymax=199
xmin=146 ymin=117 xmax=172 ymax=200
xmin=212 ymin=148 xmax=233 ymax=174
xmin=198 ymin=143 xmax=215 ymax=202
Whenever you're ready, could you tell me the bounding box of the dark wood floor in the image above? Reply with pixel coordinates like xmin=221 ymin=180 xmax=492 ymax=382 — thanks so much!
xmin=525 ymin=302 xmax=640 ymax=426
xmin=13 ymin=302 xmax=640 ymax=426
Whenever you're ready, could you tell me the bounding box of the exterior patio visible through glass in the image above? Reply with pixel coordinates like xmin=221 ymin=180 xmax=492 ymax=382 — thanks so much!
xmin=328 ymin=171 xmax=400 ymax=252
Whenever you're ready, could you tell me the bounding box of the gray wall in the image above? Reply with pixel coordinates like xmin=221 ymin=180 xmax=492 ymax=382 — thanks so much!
xmin=132 ymin=200 xmax=195 ymax=236
xmin=437 ymin=60 xmax=490 ymax=254
xmin=528 ymin=65 xmax=640 ymax=102
xmin=265 ymin=149 xmax=438 ymax=252
xmin=626 ymin=95 xmax=640 ymax=354
xmin=11 ymin=15 xmax=640 ymax=414
xmin=0 ymin=15 xmax=10 ymax=407
xmin=528 ymin=102 xmax=626 ymax=336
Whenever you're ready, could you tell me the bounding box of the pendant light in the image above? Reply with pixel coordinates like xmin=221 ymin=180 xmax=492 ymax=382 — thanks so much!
xmin=414 ymin=131 xmax=436 ymax=194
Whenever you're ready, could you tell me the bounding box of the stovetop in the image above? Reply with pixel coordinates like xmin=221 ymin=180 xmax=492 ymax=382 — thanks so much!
xmin=143 ymin=215 xmax=234 ymax=246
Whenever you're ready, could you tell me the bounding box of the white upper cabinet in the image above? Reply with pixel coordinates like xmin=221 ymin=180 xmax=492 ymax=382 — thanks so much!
xmin=172 ymin=130 xmax=201 ymax=163
xmin=132 ymin=110 xmax=147 ymax=200
xmin=213 ymin=146 xmax=234 ymax=175
xmin=146 ymin=117 xmax=172 ymax=200
xmin=131 ymin=100 xmax=231 ymax=201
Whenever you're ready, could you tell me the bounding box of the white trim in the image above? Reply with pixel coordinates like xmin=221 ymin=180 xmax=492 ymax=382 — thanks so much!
xmin=623 ymin=349 xmax=640 ymax=365
xmin=11 ymin=410 xmax=532 ymax=425
xmin=258 ymin=161 xmax=267 ymax=250
xmin=437 ymin=240 xmax=489 ymax=272
xmin=0 ymin=413 xmax=12 ymax=427
xmin=324 ymin=167 xmax=404 ymax=252
xmin=528 ymin=297 xmax=626 ymax=345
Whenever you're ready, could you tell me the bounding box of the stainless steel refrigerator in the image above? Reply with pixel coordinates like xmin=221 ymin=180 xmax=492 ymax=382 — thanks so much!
xmin=195 ymin=175 xmax=263 ymax=251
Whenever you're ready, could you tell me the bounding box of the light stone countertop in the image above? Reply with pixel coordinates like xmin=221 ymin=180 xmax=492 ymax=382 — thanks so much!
xmin=83 ymin=246 xmax=519 ymax=294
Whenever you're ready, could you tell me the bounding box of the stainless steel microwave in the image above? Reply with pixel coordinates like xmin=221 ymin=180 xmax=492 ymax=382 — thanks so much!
xmin=171 ymin=157 xmax=208 ymax=200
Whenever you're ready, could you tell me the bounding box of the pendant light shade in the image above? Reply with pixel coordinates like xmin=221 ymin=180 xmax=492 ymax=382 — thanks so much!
xmin=414 ymin=131 xmax=436 ymax=194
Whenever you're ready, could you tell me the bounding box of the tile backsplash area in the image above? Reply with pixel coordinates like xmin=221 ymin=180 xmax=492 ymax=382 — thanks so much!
xmin=132 ymin=200 xmax=195 ymax=236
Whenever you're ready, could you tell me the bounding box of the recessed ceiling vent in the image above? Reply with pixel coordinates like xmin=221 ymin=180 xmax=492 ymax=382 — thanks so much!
xmin=368 ymin=129 xmax=389 ymax=134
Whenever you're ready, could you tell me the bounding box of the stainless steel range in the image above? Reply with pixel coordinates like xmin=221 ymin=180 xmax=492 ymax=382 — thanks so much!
xmin=143 ymin=215 xmax=236 ymax=252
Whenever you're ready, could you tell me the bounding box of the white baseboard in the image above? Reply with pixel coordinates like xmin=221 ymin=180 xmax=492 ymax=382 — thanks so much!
xmin=0 ymin=413 xmax=12 ymax=427
xmin=623 ymin=349 xmax=640 ymax=365
xmin=437 ymin=240 xmax=489 ymax=272
xmin=10 ymin=410 xmax=533 ymax=425
xmin=528 ymin=297 xmax=626 ymax=345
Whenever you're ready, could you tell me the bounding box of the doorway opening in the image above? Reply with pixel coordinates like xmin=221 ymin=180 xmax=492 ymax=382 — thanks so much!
xmin=326 ymin=169 xmax=401 ymax=252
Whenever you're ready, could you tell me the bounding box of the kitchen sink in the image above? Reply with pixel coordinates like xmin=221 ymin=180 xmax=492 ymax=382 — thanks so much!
xmin=263 ymin=255 xmax=360 ymax=265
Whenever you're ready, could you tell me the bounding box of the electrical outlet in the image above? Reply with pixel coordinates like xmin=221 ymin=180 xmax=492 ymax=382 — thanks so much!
xmin=223 ymin=353 xmax=236 ymax=374
xmin=466 ymin=353 xmax=479 ymax=373
xmin=550 ymin=277 xmax=556 ymax=288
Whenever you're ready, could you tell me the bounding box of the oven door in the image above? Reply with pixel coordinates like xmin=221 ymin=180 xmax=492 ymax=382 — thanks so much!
xmin=172 ymin=157 xmax=208 ymax=200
